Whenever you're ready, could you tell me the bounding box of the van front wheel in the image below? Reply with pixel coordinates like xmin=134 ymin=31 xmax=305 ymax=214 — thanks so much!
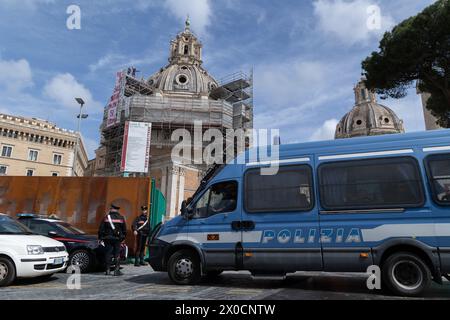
xmin=382 ymin=252 xmax=431 ymax=297
xmin=168 ymin=250 xmax=201 ymax=285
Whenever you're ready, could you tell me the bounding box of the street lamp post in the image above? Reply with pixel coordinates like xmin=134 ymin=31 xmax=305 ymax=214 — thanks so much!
xmin=73 ymin=98 xmax=88 ymax=177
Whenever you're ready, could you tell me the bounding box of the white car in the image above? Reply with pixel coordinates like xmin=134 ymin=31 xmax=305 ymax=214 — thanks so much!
xmin=0 ymin=214 xmax=69 ymax=287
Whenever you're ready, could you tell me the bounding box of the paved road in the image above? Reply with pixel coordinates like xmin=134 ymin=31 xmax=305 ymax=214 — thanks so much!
xmin=1 ymin=264 xmax=450 ymax=300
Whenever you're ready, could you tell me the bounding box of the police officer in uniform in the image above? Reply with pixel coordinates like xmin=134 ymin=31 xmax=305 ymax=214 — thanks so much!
xmin=132 ymin=205 xmax=150 ymax=266
xmin=98 ymin=203 xmax=127 ymax=276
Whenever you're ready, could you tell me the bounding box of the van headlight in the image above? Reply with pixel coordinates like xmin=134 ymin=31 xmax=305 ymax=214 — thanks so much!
xmin=27 ymin=245 xmax=44 ymax=255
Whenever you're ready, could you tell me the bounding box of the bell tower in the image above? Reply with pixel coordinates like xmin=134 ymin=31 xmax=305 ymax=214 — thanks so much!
xmin=169 ymin=17 xmax=203 ymax=66
xmin=354 ymin=77 xmax=377 ymax=105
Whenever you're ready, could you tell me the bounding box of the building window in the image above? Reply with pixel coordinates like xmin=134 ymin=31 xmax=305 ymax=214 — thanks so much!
xmin=26 ymin=169 xmax=34 ymax=177
xmin=245 ymin=165 xmax=314 ymax=213
xmin=53 ymin=154 xmax=62 ymax=165
xmin=318 ymin=157 xmax=425 ymax=211
xmin=176 ymin=74 xmax=189 ymax=86
xmin=361 ymin=89 xmax=367 ymax=100
xmin=1 ymin=146 xmax=12 ymax=158
xmin=425 ymin=153 xmax=450 ymax=206
xmin=28 ymin=150 xmax=39 ymax=161
xmin=0 ymin=166 xmax=7 ymax=175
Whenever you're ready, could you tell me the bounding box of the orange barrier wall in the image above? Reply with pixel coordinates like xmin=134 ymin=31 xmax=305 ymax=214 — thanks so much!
xmin=0 ymin=176 xmax=151 ymax=252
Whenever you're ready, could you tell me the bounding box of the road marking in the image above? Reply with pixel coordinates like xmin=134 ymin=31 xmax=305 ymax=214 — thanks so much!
xmin=136 ymin=285 xmax=192 ymax=293
xmin=227 ymin=289 xmax=264 ymax=295
xmin=7 ymin=283 xmax=92 ymax=290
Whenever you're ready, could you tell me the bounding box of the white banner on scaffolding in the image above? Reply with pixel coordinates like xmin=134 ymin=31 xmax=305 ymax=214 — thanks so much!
xmin=106 ymin=71 xmax=125 ymax=128
xmin=120 ymin=121 xmax=152 ymax=173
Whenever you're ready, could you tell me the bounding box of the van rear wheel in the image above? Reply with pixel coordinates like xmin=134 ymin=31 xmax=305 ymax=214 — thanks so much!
xmin=0 ymin=257 xmax=16 ymax=287
xmin=168 ymin=250 xmax=201 ymax=285
xmin=382 ymin=252 xmax=431 ymax=297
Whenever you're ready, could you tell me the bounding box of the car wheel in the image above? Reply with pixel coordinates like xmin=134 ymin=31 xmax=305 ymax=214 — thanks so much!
xmin=382 ymin=252 xmax=431 ymax=297
xmin=69 ymin=250 xmax=93 ymax=273
xmin=0 ymin=257 xmax=16 ymax=287
xmin=168 ymin=250 xmax=201 ymax=285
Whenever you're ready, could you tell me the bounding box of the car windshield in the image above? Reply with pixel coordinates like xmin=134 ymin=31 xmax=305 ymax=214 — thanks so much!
xmin=0 ymin=215 xmax=34 ymax=235
xmin=55 ymin=222 xmax=85 ymax=235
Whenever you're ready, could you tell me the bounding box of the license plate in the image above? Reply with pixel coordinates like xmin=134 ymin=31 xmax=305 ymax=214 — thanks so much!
xmin=53 ymin=258 xmax=64 ymax=264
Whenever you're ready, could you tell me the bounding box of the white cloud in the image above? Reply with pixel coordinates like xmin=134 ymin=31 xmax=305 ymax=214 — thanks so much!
xmin=89 ymin=51 xmax=163 ymax=73
xmin=44 ymin=73 xmax=102 ymax=111
xmin=0 ymin=58 xmax=33 ymax=92
xmin=0 ymin=0 xmax=54 ymax=10
xmin=89 ymin=53 xmax=126 ymax=73
xmin=164 ymin=0 xmax=212 ymax=36
xmin=313 ymin=0 xmax=395 ymax=45
xmin=381 ymin=90 xmax=426 ymax=133
xmin=309 ymin=118 xmax=339 ymax=141
xmin=256 ymin=60 xmax=330 ymax=107
xmin=253 ymin=57 xmax=354 ymax=133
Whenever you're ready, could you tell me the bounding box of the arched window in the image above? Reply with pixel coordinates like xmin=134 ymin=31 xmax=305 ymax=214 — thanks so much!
xmin=360 ymin=89 xmax=367 ymax=100
xmin=184 ymin=45 xmax=189 ymax=55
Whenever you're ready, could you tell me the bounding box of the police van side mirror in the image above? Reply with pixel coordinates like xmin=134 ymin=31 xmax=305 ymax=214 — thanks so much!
xmin=181 ymin=200 xmax=193 ymax=220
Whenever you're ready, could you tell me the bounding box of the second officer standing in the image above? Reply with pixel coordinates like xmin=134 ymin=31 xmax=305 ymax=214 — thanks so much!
xmin=132 ymin=205 xmax=150 ymax=266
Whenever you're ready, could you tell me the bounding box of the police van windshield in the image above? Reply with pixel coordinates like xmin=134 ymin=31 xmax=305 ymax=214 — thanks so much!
xmin=0 ymin=216 xmax=34 ymax=235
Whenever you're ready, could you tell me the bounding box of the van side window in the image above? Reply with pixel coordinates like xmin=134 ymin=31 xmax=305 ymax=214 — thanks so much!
xmin=319 ymin=157 xmax=424 ymax=211
xmin=426 ymin=153 xmax=450 ymax=205
xmin=245 ymin=165 xmax=313 ymax=213
xmin=193 ymin=181 xmax=238 ymax=219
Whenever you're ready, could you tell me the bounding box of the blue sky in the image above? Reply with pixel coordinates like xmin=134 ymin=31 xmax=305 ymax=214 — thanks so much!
xmin=0 ymin=0 xmax=437 ymax=158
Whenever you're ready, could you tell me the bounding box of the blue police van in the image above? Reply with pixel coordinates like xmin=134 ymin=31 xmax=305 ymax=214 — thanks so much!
xmin=148 ymin=129 xmax=450 ymax=296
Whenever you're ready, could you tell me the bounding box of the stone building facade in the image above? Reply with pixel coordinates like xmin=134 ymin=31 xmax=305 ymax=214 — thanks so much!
xmin=335 ymin=78 xmax=405 ymax=139
xmin=0 ymin=113 xmax=88 ymax=177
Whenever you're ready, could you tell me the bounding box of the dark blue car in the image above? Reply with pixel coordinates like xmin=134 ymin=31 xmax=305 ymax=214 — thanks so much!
xmin=17 ymin=214 xmax=128 ymax=273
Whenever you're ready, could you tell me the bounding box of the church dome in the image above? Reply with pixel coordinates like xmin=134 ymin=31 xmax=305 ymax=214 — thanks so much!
xmin=148 ymin=63 xmax=218 ymax=94
xmin=147 ymin=18 xmax=219 ymax=95
xmin=335 ymin=78 xmax=405 ymax=139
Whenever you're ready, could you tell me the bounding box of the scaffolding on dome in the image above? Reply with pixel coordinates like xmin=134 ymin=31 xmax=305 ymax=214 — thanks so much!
xmin=97 ymin=68 xmax=254 ymax=177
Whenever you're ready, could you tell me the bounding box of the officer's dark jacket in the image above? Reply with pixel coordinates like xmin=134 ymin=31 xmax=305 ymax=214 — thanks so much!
xmin=98 ymin=211 xmax=127 ymax=241
xmin=132 ymin=214 xmax=150 ymax=236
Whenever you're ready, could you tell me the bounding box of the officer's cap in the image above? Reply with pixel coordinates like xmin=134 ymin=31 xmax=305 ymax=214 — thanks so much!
xmin=111 ymin=203 xmax=120 ymax=210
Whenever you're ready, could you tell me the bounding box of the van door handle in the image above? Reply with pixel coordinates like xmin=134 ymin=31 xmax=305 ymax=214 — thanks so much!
xmin=231 ymin=221 xmax=241 ymax=231
xmin=242 ymin=221 xmax=255 ymax=231
xmin=231 ymin=221 xmax=255 ymax=231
